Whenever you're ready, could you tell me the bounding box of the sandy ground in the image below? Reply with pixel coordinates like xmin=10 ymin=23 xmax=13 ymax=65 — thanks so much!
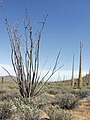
xmin=71 ymin=98 xmax=90 ymax=120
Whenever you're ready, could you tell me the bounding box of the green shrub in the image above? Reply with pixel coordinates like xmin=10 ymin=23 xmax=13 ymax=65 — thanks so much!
xmin=44 ymin=105 xmax=71 ymax=120
xmin=18 ymin=104 xmax=40 ymax=120
xmin=87 ymin=96 xmax=90 ymax=102
xmin=0 ymin=102 xmax=12 ymax=120
xmin=0 ymin=89 xmax=6 ymax=94
xmin=55 ymin=109 xmax=71 ymax=120
xmin=47 ymin=89 xmax=59 ymax=95
xmin=71 ymin=89 xmax=90 ymax=99
xmin=9 ymin=97 xmax=40 ymax=120
xmin=0 ymin=91 xmax=19 ymax=101
xmin=56 ymin=93 xmax=77 ymax=109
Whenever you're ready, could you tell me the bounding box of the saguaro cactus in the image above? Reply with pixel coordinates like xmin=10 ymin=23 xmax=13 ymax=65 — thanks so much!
xmin=71 ymin=55 xmax=74 ymax=87
xmin=89 ymin=69 xmax=90 ymax=74
xmin=88 ymin=69 xmax=90 ymax=85
xmin=78 ymin=42 xmax=83 ymax=89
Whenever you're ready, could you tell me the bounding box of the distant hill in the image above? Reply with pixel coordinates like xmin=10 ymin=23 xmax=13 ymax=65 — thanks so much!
xmin=56 ymin=74 xmax=90 ymax=87
xmin=0 ymin=74 xmax=90 ymax=86
xmin=0 ymin=75 xmax=16 ymax=83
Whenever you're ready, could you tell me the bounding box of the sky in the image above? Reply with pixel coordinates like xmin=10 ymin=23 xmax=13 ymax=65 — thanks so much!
xmin=0 ymin=0 xmax=90 ymax=80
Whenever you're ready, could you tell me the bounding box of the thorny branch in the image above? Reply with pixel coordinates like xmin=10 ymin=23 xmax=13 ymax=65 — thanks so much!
xmin=4 ymin=10 xmax=63 ymax=98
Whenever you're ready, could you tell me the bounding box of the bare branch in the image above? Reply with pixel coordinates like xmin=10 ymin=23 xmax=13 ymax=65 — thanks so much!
xmin=5 ymin=10 xmax=63 ymax=98
xmin=2 ymin=67 xmax=17 ymax=84
xmin=35 ymin=65 xmax=64 ymax=96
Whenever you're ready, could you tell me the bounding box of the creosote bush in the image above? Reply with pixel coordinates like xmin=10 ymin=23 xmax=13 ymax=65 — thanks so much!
xmin=43 ymin=105 xmax=71 ymax=120
xmin=56 ymin=93 xmax=77 ymax=109
xmin=0 ymin=102 xmax=12 ymax=120
xmin=18 ymin=104 xmax=40 ymax=120
xmin=7 ymin=96 xmax=40 ymax=120
xmin=71 ymin=89 xmax=90 ymax=99
xmin=0 ymin=89 xmax=6 ymax=94
xmin=0 ymin=90 xmax=19 ymax=101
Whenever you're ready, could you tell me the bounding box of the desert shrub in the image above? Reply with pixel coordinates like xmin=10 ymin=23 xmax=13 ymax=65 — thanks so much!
xmin=44 ymin=105 xmax=71 ymax=120
xmin=18 ymin=104 xmax=40 ymax=120
xmin=54 ymin=109 xmax=71 ymax=120
xmin=58 ymin=86 xmax=73 ymax=94
xmin=41 ymin=85 xmax=60 ymax=95
xmin=6 ymin=91 xmax=19 ymax=99
xmin=0 ymin=102 xmax=12 ymax=120
xmin=87 ymin=96 xmax=90 ymax=102
xmin=8 ymin=97 xmax=40 ymax=120
xmin=71 ymin=89 xmax=90 ymax=99
xmin=0 ymin=89 xmax=6 ymax=94
xmin=47 ymin=89 xmax=59 ymax=95
xmin=56 ymin=93 xmax=77 ymax=109
xmin=0 ymin=90 xmax=19 ymax=101
xmin=87 ymin=86 xmax=90 ymax=89
xmin=0 ymin=89 xmax=7 ymax=101
xmin=35 ymin=92 xmax=56 ymax=109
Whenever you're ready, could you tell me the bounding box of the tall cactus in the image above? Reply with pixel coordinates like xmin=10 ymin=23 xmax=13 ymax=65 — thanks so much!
xmin=78 ymin=42 xmax=83 ymax=89
xmin=88 ymin=69 xmax=90 ymax=85
xmin=71 ymin=55 xmax=74 ymax=87
xmin=89 ymin=69 xmax=90 ymax=74
xmin=1 ymin=77 xmax=4 ymax=85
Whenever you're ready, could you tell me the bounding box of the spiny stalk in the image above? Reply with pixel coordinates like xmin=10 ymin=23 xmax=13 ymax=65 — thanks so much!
xmin=78 ymin=42 xmax=83 ymax=89
xmin=71 ymin=54 xmax=74 ymax=87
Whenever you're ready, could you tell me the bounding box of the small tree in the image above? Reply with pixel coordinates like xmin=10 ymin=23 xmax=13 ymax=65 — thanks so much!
xmin=4 ymin=10 xmax=63 ymax=98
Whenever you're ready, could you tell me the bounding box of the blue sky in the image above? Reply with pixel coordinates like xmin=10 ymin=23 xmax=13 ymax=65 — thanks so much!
xmin=0 ymin=0 xmax=90 ymax=80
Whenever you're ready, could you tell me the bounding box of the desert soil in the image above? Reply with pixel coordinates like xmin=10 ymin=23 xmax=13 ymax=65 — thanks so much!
xmin=71 ymin=98 xmax=90 ymax=120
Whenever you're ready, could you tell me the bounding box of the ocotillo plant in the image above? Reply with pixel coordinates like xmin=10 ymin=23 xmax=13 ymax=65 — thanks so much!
xmin=78 ymin=42 xmax=83 ymax=89
xmin=4 ymin=9 xmax=63 ymax=98
xmin=71 ymin=55 xmax=74 ymax=87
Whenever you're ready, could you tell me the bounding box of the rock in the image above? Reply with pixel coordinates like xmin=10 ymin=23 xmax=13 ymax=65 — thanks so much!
xmin=39 ymin=110 xmax=50 ymax=120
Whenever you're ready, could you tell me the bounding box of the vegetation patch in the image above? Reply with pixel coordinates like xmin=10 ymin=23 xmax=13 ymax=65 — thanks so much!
xmin=71 ymin=89 xmax=90 ymax=99
xmin=43 ymin=105 xmax=72 ymax=120
xmin=0 ymin=102 xmax=12 ymax=120
xmin=56 ymin=93 xmax=77 ymax=109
